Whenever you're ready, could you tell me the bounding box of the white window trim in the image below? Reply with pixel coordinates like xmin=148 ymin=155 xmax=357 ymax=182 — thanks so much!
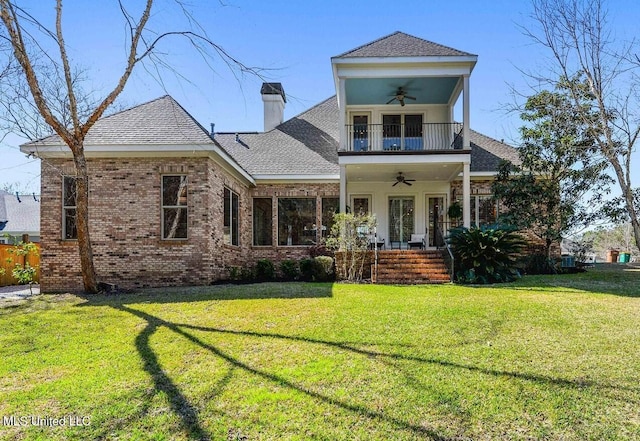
xmin=350 ymin=194 xmax=372 ymax=215
xmin=252 ymin=197 xmax=273 ymax=247
xmin=161 ymin=175 xmax=189 ymax=240
xmin=277 ymin=197 xmax=317 ymax=247
xmin=62 ymin=176 xmax=78 ymax=240
xmin=224 ymin=187 xmax=240 ymax=246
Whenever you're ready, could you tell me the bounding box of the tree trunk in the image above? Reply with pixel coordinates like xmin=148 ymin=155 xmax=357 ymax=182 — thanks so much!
xmin=71 ymin=142 xmax=98 ymax=293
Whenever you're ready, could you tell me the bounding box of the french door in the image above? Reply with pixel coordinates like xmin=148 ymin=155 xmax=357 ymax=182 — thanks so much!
xmin=426 ymin=195 xmax=446 ymax=247
xmin=389 ymin=197 xmax=414 ymax=246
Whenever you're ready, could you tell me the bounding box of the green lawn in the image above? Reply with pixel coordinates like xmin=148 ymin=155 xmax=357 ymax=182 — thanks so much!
xmin=1 ymin=265 xmax=639 ymax=440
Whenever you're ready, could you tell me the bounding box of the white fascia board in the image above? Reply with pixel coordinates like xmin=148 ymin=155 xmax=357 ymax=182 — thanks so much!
xmin=253 ymin=174 xmax=340 ymax=184
xmin=339 ymin=153 xmax=470 ymax=166
xmin=21 ymin=143 xmax=216 ymax=157
xmin=451 ymin=171 xmax=500 ymax=180
xmin=332 ymin=55 xmax=478 ymax=65
xmin=335 ymin=65 xmax=473 ymax=79
xmin=208 ymin=146 xmax=255 ymax=186
xmin=21 ymin=142 xmax=256 ymax=186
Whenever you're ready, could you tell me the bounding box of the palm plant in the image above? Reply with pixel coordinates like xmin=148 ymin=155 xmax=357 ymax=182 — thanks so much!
xmin=448 ymin=224 xmax=526 ymax=284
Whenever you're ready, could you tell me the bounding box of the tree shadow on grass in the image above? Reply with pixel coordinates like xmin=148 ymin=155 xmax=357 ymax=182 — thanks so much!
xmin=73 ymin=278 xmax=640 ymax=440
xmin=114 ymin=304 xmax=452 ymax=440
xmin=464 ymin=264 xmax=640 ymax=298
xmin=80 ymin=282 xmax=334 ymax=307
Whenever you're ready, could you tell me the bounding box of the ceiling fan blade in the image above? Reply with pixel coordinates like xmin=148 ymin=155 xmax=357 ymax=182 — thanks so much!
xmin=404 ymin=181 xmax=412 ymax=186
xmin=386 ymin=97 xmax=397 ymax=104
xmin=392 ymin=181 xmax=399 ymax=186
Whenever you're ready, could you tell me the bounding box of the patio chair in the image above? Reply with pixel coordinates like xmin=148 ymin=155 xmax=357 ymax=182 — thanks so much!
xmin=407 ymin=234 xmax=426 ymax=250
xmin=368 ymin=235 xmax=385 ymax=250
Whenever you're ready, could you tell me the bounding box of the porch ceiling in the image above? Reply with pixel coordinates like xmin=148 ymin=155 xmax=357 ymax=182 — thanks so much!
xmin=346 ymin=162 xmax=463 ymax=183
xmin=345 ymin=77 xmax=459 ymax=105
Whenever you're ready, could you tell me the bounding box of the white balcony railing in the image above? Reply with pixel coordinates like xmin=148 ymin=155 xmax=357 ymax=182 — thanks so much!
xmin=343 ymin=122 xmax=463 ymax=152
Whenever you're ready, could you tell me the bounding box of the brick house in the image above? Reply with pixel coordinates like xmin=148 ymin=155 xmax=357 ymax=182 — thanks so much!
xmin=21 ymin=32 xmax=520 ymax=291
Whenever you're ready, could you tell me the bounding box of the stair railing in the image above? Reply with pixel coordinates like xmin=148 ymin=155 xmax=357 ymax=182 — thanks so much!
xmin=436 ymin=222 xmax=454 ymax=282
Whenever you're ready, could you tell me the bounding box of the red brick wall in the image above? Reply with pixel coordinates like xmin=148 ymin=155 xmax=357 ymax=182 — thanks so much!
xmin=39 ymin=159 xmax=338 ymax=291
xmin=39 ymin=157 xmax=253 ymax=291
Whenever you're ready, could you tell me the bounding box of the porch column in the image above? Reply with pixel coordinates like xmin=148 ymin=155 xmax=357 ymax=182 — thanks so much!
xmin=338 ymin=78 xmax=347 ymax=151
xmin=339 ymin=165 xmax=347 ymax=214
xmin=463 ymin=74 xmax=470 ymax=150
xmin=463 ymin=162 xmax=471 ymax=228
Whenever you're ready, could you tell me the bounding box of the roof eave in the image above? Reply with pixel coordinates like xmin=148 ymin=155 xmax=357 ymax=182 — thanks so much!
xmin=331 ymin=55 xmax=478 ymax=66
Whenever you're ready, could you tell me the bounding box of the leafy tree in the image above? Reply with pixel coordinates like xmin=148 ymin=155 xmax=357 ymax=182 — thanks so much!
xmin=325 ymin=213 xmax=376 ymax=282
xmin=493 ymin=79 xmax=611 ymax=258
xmin=0 ymin=1 xmax=264 ymax=292
xmin=524 ymin=0 xmax=640 ymax=256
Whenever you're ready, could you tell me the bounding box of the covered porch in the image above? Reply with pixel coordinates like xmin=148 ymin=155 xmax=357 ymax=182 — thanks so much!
xmin=338 ymin=154 xmax=472 ymax=249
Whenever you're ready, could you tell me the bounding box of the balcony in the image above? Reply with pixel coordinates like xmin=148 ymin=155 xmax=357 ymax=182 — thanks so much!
xmin=342 ymin=122 xmax=464 ymax=153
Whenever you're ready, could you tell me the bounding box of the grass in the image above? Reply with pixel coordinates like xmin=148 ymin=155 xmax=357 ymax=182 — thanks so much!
xmin=0 ymin=264 xmax=639 ymax=440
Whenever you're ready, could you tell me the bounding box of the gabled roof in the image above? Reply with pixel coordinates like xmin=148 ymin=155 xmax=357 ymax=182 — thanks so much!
xmin=333 ymin=31 xmax=476 ymax=59
xmin=0 ymin=192 xmax=40 ymax=235
xmin=24 ymin=95 xmax=215 ymax=147
xmin=214 ymin=97 xmax=340 ymax=177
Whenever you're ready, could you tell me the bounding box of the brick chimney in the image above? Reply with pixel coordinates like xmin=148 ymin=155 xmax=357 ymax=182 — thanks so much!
xmin=261 ymin=82 xmax=286 ymax=132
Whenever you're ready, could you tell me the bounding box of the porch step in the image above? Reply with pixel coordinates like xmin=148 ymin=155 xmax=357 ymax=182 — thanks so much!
xmin=372 ymin=250 xmax=451 ymax=284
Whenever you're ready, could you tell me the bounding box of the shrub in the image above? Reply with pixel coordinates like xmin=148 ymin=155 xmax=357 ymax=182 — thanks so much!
xmin=240 ymin=266 xmax=255 ymax=282
xmin=325 ymin=212 xmax=377 ymax=282
xmin=299 ymin=258 xmax=314 ymax=281
xmin=228 ymin=266 xmax=242 ymax=281
xmin=279 ymin=260 xmax=299 ymax=281
xmin=309 ymin=243 xmax=333 ymax=258
xmin=524 ymin=253 xmax=557 ymax=275
xmin=254 ymin=259 xmax=275 ymax=281
xmin=312 ymin=256 xmax=335 ymax=282
xmin=449 ymin=224 xmax=526 ymax=284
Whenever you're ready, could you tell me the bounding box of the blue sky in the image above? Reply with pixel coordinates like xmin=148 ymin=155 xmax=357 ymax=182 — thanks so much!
xmin=1 ymin=0 xmax=638 ymax=192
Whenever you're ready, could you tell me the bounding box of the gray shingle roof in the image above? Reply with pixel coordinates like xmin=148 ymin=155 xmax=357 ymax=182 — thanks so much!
xmin=214 ymin=97 xmax=340 ymax=176
xmin=24 ymin=95 xmax=215 ymax=147
xmin=469 ymin=130 xmax=520 ymax=172
xmin=0 ymin=192 xmax=40 ymax=234
xmin=22 ymin=93 xmax=516 ymax=177
xmin=333 ymin=31 xmax=476 ymax=59
xmin=216 ymin=96 xmax=516 ymax=176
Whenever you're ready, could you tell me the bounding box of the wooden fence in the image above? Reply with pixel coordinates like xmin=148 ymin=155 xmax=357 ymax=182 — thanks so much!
xmin=0 ymin=243 xmax=40 ymax=287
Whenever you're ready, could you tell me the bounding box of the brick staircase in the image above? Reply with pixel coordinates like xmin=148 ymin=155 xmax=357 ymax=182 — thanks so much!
xmin=372 ymin=250 xmax=451 ymax=284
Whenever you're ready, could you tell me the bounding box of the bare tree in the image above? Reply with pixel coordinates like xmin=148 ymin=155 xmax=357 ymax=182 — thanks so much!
xmin=0 ymin=1 xmax=266 ymax=292
xmin=523 ymin=0 xmax=640 ymax=252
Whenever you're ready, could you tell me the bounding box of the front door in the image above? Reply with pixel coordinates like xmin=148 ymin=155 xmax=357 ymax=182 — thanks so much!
xmin=389 ymin=197 xmax=414 ymax=248
xmin=426 ymin=195 xmax=445 ymax=247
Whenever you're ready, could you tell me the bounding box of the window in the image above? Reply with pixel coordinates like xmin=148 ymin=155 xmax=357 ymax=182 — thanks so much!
xmin=224 ymin=187 xmax=240 ymax=246
xmin=162 ymin=175 xmax=188 ymax=239
xmin=464 ymin=195 xmax=499 ymax=227
xmin=253 ymin=198 xmax=273 ymax=246
xmin=63 ymin=176 xmax=78 ymax=240
xmin=477 ymin=195 xmax=498 ymax=225
xmin=351 ymin=195 xmax=371 ymax=216
xmin=278 ymin=198 xmax=316 ymax=246
xmin=321 ymin=197 xmax=339 ymax=238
